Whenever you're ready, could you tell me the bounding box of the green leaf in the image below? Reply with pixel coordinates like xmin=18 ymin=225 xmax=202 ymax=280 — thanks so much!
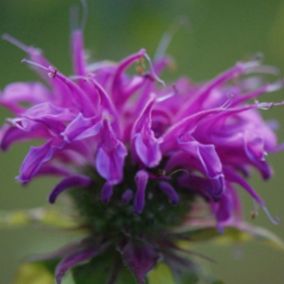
xmin=72 ymin=253 xmax=136 ymax=284
xmin=177 ymin=271 xmax=200 ymax=284
xmin=13 ymin=262 xmax=54 ymax=284
xmin=14 ymin=261 xmax=74 ymax=284
xmin=0 ymin=207 xmax=75 ymax=229
xmin=176 ymin=222 xmax=284 ymax=252
xmin=148 ymin=261 xmax=205 ymax=284
xmin=148 ymin=263 xmax=175 ymax=284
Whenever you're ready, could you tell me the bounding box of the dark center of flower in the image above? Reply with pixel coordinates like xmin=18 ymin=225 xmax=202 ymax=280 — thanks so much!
xmin=70 ymin=162 xmax=194 ymax=238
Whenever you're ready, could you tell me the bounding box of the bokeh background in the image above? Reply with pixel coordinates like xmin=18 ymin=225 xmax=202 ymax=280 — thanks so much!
xmin=1 ymin=0 xmax=284 ymax=283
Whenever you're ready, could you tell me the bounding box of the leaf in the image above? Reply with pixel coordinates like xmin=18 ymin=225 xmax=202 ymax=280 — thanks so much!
xmin=219 ymin=224 xmax=284 ymax=252
xmin=175 ymin=222 xmax=284 ymax=252
xmin=148 ymin=263 xmax=175 ymax=284
xmin=118 ymin=240 xmax=159 ymax=284
xmin=0 ymin=207 xmax=75 ymax=229
xmin=72 ymin=252 xmax=137 ymax=284
xmin=14 ymin=261 xmax=74 ymax=284
xmin=13 ymin=262 xmax=54 ymax=284
xmin=178 ymin=272 xmax=199 ymax=284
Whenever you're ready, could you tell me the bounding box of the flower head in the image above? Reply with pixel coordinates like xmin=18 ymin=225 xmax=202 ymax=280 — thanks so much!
xmin=1 ymin=29 xmax=283 ymax=283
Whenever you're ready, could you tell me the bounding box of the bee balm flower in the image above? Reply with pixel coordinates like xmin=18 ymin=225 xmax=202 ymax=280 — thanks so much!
xmin=1 ymin=29 xmax=283 ymax=284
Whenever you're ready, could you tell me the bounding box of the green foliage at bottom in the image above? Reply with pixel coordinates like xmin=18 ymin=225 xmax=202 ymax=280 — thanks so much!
xmin=72 ymin=252 xmax=136 ymax=284
xmin=13 ymin=263 xmax=54 ymax=284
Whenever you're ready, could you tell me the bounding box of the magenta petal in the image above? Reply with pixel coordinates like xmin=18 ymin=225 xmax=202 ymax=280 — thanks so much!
xmin=24 ymin=102 xmax=74 ymax=121
xmin=134 ymin=170 xmax=149 ymax=214
xmin=132 ymin=98 xmax=162 ymax=167
xmin=212 ymin=191 xmax=233 ymax=224
xmin=0 ymin=127 xmax=23 ymax=151
xmin=49 ymin=175 xmax=92 ymax=204
xmin=0 ymin=82 xmax=49 ymax=114
xmin=0 ymin=126 xmax=47 ymax=151
xmin=18 ymin=141 xmax=56 ymax=184
xmin=49 ymin=69 xmax=95 ymax=116
xmin=100 ymin=182 xmax=114 ymax=203
xmin=134 ymin=132 xmax=161 ymax=167
xmin=179 ymin=60 xmax=260 ymax=116
xmin=121 ymin=188 xmax=134 ymax=204
xmin=95 ymin=121 xmax=127 ymax=185
xmin=96 ymin=145 xmax=126 ymax=185
xmin=55 ymin=248 xmax=97 ymax=284
xmin=15 ymin=103 xmax=75 ymax=134
xmin=62 ymin=113 xmax=101 ymax=142
xmin=71 ymin=30 xmax=86 ymax=76
xmin=178 ymin=173 xmax=208 ymax=193
xmin=159 ymin=181 xmax=179 ymax=204
xmin=118 ymin=241 xmax=159 ymax=284
xmin=162 ymin=105 xmax=254 ymax=149
xmin=2 ymin=82 xmax=48 ymax=102
xmin=87 ymin=79 xmax=119 ymax=132
xmin=243 ymin=132 xmax=272 ymax=179
xmin=178 ymin=138 xmax=225 ymax=198
xmin=111 ymin=49 xmax=146 ymax=105
xmin=36 ymin=164 xmax=74 ymax=177
xmin=225 ymin=167 xmax=265 ymax=206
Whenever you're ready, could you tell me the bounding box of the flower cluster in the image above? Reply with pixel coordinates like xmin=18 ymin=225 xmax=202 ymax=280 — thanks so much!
xmin=0 ymin=30 xmax=282 ymax=283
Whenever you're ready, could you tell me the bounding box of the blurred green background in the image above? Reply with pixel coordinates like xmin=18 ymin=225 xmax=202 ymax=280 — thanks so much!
xmin=1 ymin=0 xmax=284 ymax=283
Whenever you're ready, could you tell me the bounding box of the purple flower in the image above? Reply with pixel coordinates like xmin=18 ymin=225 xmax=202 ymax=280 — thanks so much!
xmin=1 ymin=29 xmax=283 ymax=282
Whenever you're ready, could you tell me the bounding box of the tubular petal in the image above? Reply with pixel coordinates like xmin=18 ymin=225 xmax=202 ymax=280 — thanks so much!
xmin=18 ymin=141 xmax=57 ymax=184
xmin=134 ymin=170 xmax=149 ymax=214
xmin=55 ymin=247 xmax=97 ymax=284
xmin=49 ymin=175 xmax=92 ymax=204
xmin=159 ymin=181 xmax=180 ymax=204
xmin=101 ymin=182 xmax=114 ymax=203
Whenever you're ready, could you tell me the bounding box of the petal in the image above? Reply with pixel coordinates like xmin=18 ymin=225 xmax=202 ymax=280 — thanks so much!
xmin=55 ymin=248 xmax=97 ymax=284
xmin=134 ymin=170 xmax=149 ymax=214
xmin=18 ymin=141 xmax=56 ymax=184
xmin=162 ymin=105 xmax=254 ymax=150
xmin=48 ymin=69 xmax=95 ymax=116
xmin=211 ymin=191 xmax=233 ymax=224
xmin=71 ymin=30 xmax=86 ymax=76
xmin=100 ymin=182 xmax=114 ymax=203
xmin=178 ymin=173 xmax=209 ymax=194
xmin=87 ymin=79 xmax=119 ymax=124
xmin=36 ymin=164 xmax=74 ymax=177
xmin=111 ymin=49 xmax=146 ymax=105
xmin=178 ymin=60 xmax=260 ymax=116
xmin=16 ymin=103 xmax=75 ymax=134
xmin=0 ymin=125 xmax=48 ymax=151
xmin=96 ymin=145 xmax=126 ymax=185
xmin=225 ymin=167 xmax=265 ymax=206
xmin=121 ymin=188 xmax=134 ymax=204
xmin=62 ymin=113 xmax=101 ymax=142
xmin=132 ymin=98 xmax=162 ymax=167
xmin=232 ymin=81 xmax=284 ymax=106
xmin=134 ymin=133 xmax=161 ymax=168
xmin=159 ymin=181 xmax=179 ymax=204
xmin=24 ymin=102 xmax=73 ymax=119
xmin=178 ymin=138 xmax=225 ymax=198
xmin=2 ymin=82 xmax=49 ymax=104
xmin=95 ymin=121 xmax=127 ymax=185
xmin=49 ymin=175 xmax=92 ymax=204
xmin=243 ymin=132 xmax=272 ymax=179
